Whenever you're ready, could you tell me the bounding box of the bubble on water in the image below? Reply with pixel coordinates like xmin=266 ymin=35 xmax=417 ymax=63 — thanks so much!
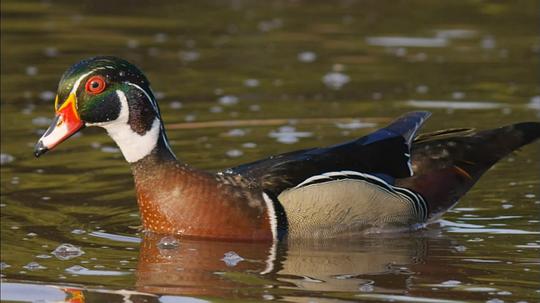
xmin=269 ymin=126 xmax=312 ymax=144
xmin=39 ymin=91 xmax=55 ymax=102
xmin=179 ymin=50 xmax=200 ymax=62
xmin=65 ymin=265 xmax=85 ymax=274
xmin=335 ymin=121 xmax=376 ymax=130
xmin=226 ymin=149 xmax=243 ymax=158
xmin=221 ymin=251 xmax=244 ymax=267
xmin=0 ymin=153 xmax=15 ymax=165
xmin=0 ymin=262 xmax=10 ymax=270
xmin=322 ymin=72 xmax=350 ymax=90
xmin=154 ymin=33 xmax=167 ymax=43
xmin=441 ymin=280 xmax=461 ymax=287
xmin=528 ymin=96 xmax=540 ymax=110
xmin=359 ymin=284 xmax=374 ymax=292
xmin=36 ymin=254 xmax=52 ymax=259
xmin=371 ymin=92 xmax=383 ymax=100
xmin=218 ymin=95 xmax=239 ymax=106
xmin=226 ymin=129 xmax=246 ymax=137
xmin=262 ymin=294 xmax=275 ymax=300
xmin=22 ymin=103 xmax=35 ymax=115
xmin=244 ymin=78 xmax=260 ymax=87
xmin=454 ymin=245 xmax=467 ymax=252
xmin=416 ymin=85 xmax=429 ymax=94
xmin=71 ymin=229 xmax=86 ymax=235
xmin=157 ymin=236 xmax=179 ymax=249
xmin=481 ymin=36 xmax=496 ymax=50
xmin=242 ymin=142 xmax=257 ymax=148
xmin=524 ymin=193 xmax=536 ymax=198
xmin=154 ymin=91 xmax=165 ymax=100
xmin=127 ymin=39 xmax=139 ymax=49
xmin=32 ymin=117 xmax=52 ymax=126
xmin=394 ymin=47 xmax=407 ymax=57
xmin=101 ymin=146 xmax=120 ymax=153
xmin=26 ymin=66 xmax=38 ymax=76
xmin=452 ymin=91 xmax=466 ymax=100
xmin=209 ymin=106 xmax=223 ymax=113
xmin=486 ymin=299 xmax=504 ymax=303
xmin=26 ymin=232 xmax=37 ymax=237
xmin=52 ymin=243 xmax=85 ymax=260
xmin=148 ymin=47 xmax=160 ymax=57
xmin=258 ymin=18 xmax=282 ymax=32
xmin=297 ymin=51 xmax=317 ymax=63
xmin=44 ymin=47 xmax=59 ymax=57
xmin=249 ymin=104 xmax=261 ymax=111
xmin=23 ymin=262 xmax=46 ymax=270
xmin=169 ymin=101 xmax=183 ymax=109
xmin=185 ymin=114 xmax=196 ymax=122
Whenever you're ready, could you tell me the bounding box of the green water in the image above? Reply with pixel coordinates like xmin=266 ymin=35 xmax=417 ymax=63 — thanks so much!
xmin=1 ymin=0 xmax=539 ymax=302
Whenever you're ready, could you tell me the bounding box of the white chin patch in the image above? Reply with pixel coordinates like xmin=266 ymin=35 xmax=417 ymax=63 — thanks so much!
xmin=93 ymin=90 xmax=160 ymax=163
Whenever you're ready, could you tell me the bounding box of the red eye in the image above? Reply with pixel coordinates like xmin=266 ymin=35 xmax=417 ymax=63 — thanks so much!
xmin=85 ymin=76 xmax=106 ymax=94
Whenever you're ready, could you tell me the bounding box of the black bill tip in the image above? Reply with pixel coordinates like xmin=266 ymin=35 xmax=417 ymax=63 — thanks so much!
xmin=34 ymin=141 xmax=48 ymax=158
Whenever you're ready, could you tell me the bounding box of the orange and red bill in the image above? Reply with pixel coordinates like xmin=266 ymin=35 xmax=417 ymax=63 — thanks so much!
xmin=34 ymin=94 xmax=84 ymax=157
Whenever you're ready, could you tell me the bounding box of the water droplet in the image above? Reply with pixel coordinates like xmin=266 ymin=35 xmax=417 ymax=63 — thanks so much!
xmin=44 ymin=47 xmax=59 ymax=57
xmin=66 ymin=265 xmax=86 ymax=273
xmin=226 ymin=129 xmax=246 ymax=137
xmin=169 ymin=101 xmax=183 ymax=109
xmin=242 ymin=142 xmax=257 ymax=148
xmin=26 ymin=66 xmax=38 ymax=76
xmin=221 ymin=251 xmax=244 ymax=267
xmin=226 ymin=149 xmax=243 ymax=158
xmin=244 ymin=79 xmax=260 ymax=87
xmin=39 ymin=91 xmax=55 ymax=102
xmin=52 ymin=243 xmax=85 ymax=260
xmin=322 ymin=72 xmax=350 ymax=90
xmin=0 ymin=153 xmax=15 ymax=165
xmin=179 ymin=50 xmax=200 ymax=62
xmin=100 ymin=146 xmax=120 ymax=153
xmin=218 ymin=95 xmax=239 ymax=106
xmin=481 ymin=36 xmax=496 ymax=50
xmin=32 ymin=117 xmax=52 ymax=126
xmin=297 ymin=51 xmax=317 ymax=63
xmin=359 ymin=284 xmax=374 ymax=292
xmin=416 ymin=85 xmax=429 ymax=94
xmin=23 ymin=262 xmax=46 ymax=270
xmin=441 ymin=280 xmax=461 ymax=286
xmin=157 ymin=236 xmax=179 ymax=249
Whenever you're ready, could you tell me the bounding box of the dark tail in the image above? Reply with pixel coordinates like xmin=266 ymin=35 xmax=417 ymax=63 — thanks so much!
xmin=396 ymin=122 xmax=540 ymax=220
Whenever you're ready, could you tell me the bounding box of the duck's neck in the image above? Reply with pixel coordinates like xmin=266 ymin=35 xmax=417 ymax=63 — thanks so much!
xmin=102 ymin=89 xmax=178 ymax=165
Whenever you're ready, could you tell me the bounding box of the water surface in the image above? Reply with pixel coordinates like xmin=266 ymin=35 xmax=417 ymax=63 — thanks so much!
xmin=1 ymin=1 xmax=539 ymax=302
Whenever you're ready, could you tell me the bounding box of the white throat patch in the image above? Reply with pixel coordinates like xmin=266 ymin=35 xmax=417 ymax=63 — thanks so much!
xmin=99 ymin=90 xmax=160 ymax=163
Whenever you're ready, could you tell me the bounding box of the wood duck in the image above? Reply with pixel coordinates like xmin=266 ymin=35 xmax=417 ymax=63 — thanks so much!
xmin=34 ymin=56 xmax=540 ymax=241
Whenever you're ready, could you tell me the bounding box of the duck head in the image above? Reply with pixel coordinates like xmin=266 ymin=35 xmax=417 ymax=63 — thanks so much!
xmin=34 ymin=56 xmax=175 ymax=163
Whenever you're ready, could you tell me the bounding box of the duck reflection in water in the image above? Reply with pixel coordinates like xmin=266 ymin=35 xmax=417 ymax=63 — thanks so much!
xmin=135 ymin=232 xmax=429 ymax=298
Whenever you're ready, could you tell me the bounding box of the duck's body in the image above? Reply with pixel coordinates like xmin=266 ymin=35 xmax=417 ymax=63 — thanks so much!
xmin=35 ymin=56 xmax=540 ymax=241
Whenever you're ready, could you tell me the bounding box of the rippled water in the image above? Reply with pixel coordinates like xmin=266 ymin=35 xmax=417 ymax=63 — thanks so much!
xmin=1 ymin=1 xmax=539 ymax=302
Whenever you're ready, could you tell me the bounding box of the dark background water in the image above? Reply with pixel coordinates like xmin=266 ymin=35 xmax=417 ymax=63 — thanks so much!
xmin=1 ymin=1 xmax=539 ymax=302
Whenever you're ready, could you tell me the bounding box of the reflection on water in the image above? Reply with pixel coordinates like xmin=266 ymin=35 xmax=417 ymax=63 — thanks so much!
xmin=1 ymin=0 xmax=539 ymax=302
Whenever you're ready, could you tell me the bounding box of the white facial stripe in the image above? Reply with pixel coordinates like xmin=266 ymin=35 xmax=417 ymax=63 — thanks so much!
xmin=124 ymin=82 xmax=159 ymax=114
xmin=69 ymin=70 xmax=95 ymax=96
xmin=100 ymin=90 xmax=160 ymax=163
